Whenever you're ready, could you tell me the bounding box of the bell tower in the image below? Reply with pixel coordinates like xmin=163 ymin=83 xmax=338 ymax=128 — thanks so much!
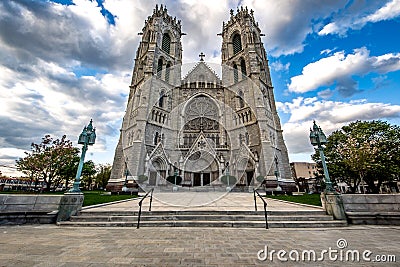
xmin=221 ymin=7 xmax=271 ymax=85
xmin=108 ymin=5 xmax=183 ymax=191
xmin=130 ymin=4 xmax=182 ymax=90
xmin=220 ymin=7 xmax=291 ymax=181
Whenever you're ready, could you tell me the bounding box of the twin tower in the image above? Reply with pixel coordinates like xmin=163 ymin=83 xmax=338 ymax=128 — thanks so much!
xmin=107 ymin=5 xmax=294 ymax=192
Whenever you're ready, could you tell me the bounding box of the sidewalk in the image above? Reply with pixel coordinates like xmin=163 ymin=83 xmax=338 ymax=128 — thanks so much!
xmin=0 ymin=224 xmax=398 ymax=266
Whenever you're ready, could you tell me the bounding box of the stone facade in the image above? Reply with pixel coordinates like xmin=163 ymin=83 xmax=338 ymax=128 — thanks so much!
xmin=107 ymin=5 xmax=293 ymax=192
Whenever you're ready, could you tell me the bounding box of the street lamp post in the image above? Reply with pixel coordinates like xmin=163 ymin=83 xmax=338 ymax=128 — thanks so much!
xmin=174 ymin=168 xmax=178 ymax=186
xmin=69 ymin=119 xmax=96 ymax=193
xmin=122 ymin=161 xmax=129 ymax=192
xmin=309 ymin=121 xmax=335 ymax=193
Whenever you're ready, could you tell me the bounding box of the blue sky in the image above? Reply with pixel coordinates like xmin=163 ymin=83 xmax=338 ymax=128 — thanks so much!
xmin=1 ymin=0 xmax=400 ymax=176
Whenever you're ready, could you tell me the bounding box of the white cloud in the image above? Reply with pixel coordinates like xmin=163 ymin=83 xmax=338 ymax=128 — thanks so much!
xmin=319 ymin=0 xmax=400 ymax=36
xmin=1 ymin=0 xmax=400 ymax=174
xmin=0 ymin=56 xmax=129 ymax=151
xmin=270 ymin=61 xmax=290 ymax=72
xmin=278 ymin=97 xmax=400 ymax=155
xmin=288 ymin=47 xmax=400 ymax=96
xmin=242 ymin=0 xmax=348 ymax=56
xmin=320 ymin=48 xmax=335 ymax=55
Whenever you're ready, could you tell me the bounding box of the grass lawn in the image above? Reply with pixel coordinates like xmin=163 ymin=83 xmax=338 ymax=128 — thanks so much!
xmin=0 ymin=190 xmax=137 ymax=207
xmin=82 ymin=191 xmax=137 ymax=207
xmin=265 ymin=194 xmax=322 ymax=207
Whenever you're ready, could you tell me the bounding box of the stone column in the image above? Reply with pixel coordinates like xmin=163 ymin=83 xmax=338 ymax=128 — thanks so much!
xmin=320 ymin=192 xmax=346 ymax=220
xmin=57 ymin=193 xmax=84 ymax=222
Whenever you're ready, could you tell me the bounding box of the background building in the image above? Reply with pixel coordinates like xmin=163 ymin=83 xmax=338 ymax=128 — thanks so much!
xmin=290 ymin=162 xmax=318 ymax=192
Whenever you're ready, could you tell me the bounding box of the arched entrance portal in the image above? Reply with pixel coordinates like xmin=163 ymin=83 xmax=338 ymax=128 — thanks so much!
xmin=179 ymin=95 xmax=225 ymax=186
xmin=183 ymin=151 xmax=219 ymax=186
xmin=236 ymin=158 xmax=255 ymax=186
xmin=149 ymin=157 xmax=168 ymax=186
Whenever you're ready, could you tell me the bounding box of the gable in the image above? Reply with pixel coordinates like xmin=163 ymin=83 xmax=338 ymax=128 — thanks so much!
xmin=183 ymin=62 xmax=220 ymax=82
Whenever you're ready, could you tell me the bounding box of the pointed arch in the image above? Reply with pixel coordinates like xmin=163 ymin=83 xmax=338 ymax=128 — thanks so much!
xmin=157 ymin=58 xmax=163 ymax=78
xmin=165 ymin=63 xmax=171 ymax=83
xmin=238 ymin=90 xmax=244 ymax=108
xmin=162 ymin=33 xmax=171 ymax=54
xmin=232 ymin=33 xmax=242 ymax=55
xmin=233 ymin=64 xmax=238 ymax=83
xmin=154 ymin=132 xmax=159 ymax=145
xmin=159 ymin=90 xmax=165 ymax=108
xmin=240 ymin=58 xmax=247 ymax=77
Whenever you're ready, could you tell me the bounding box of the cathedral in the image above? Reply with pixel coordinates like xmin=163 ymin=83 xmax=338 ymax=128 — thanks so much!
xmin=106 ymin=5 xmax=294 ymax=192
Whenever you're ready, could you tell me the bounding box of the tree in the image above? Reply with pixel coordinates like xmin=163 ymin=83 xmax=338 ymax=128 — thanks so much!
xmin=16 ymin=135 xmax=79 ymax=191
xmin=312 ymin=120 xmax=400 ymax=193
xmin=58 ymin=152 xmax=80 ymax=190
xmin=94 ymin=164 xmax=112 ymax=189
xmin=81 ymin=160 xmax=97 ymax=190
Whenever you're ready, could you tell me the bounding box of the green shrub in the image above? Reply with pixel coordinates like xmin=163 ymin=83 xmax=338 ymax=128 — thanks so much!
xmin=221 ymin=175 xmax=237 ymax=185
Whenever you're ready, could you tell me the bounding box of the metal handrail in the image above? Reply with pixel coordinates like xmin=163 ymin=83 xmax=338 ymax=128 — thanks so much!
xmin=137 ymin=188 xmax=154 ymax=229
xmin=253 ymin=189 xmax=268 ymax=229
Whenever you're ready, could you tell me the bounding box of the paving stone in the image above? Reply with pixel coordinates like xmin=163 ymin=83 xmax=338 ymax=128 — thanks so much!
xmin=1 ymin=221 xmax=400 ymax=266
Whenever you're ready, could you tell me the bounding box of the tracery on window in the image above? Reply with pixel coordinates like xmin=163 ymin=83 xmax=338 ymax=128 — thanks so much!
xmin=232 ymin=33 xmax=242 ymax=55
xmin=185 ymin=96 xmax=218 ymax=122
xmin=162 ymin=33 xmax=171 ymax=54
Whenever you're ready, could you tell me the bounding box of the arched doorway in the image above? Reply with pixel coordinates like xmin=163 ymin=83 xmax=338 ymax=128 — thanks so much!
xmin=149 ymin=157 xmax=168 ymax=186
xmin=236 ymin=158 xmax=255 ymax=186
xmin=184 ymin=150 xmax=219 ymax=186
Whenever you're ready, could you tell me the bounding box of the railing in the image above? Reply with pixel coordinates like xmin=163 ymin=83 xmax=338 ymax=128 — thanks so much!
xmin=137 ymin=188 xmax=154 ymax=229
xmin=253 ymin=189 xmax=268 ymax=229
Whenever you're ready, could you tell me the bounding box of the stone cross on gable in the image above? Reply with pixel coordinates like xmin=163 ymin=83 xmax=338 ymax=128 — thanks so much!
xmin=199 ymin=52 xmax=205 ymax=61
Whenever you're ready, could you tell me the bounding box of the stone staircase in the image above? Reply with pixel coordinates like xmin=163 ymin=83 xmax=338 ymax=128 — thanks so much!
xmin=57 ymin=210 xmax=347 ymax=228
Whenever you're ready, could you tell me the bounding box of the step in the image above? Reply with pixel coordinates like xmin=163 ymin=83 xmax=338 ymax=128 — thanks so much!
xmin=70 ymin=214 xmax=334 ymax=222
xmin=78 ymin=210 xmax=325 ymax=216
xmin=58 ymin=220 xmax=347 ymax=228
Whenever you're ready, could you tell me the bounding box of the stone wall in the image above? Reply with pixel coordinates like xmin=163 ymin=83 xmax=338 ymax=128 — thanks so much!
xmin=0 ymin=194 xmax=62 ymax=212
xmin=0 ymin=194 xmax=63 ymax=224
xmin=342 ymin=194 xmax=400 ymax=225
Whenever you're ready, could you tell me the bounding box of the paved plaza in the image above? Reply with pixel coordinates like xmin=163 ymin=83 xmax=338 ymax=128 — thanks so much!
xmin=0 ymin=192 xmax=398 ymax=266
xmin=84 ymin=192 xmax=323 ymax=212
xmin=0 ymin=224 xmax=399 ymax=266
